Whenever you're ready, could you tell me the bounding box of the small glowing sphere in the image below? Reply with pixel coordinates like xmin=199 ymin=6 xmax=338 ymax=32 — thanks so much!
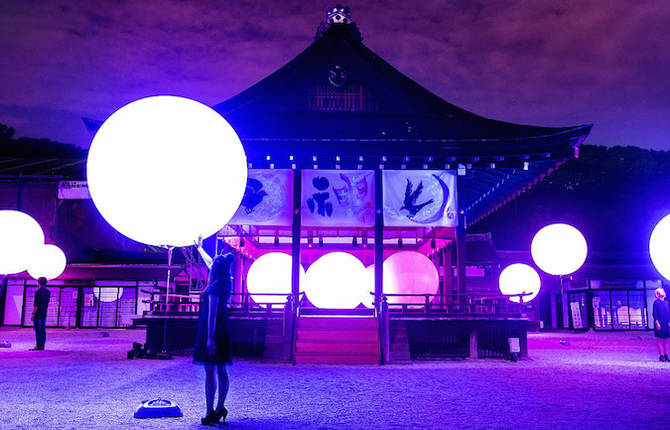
xmin=650 ymin=214 xmax=670 ymax=281
xmin=246 ymin=252 xmax=304 ymax=306
xmin=360 ymin=264 xmax=375 ymax=308
xmin=531 ymin=223 xmax=587 ymax=276
xmin=304 ymin=252 xmax=367 ymax=309
xmin=0 ymin=210 xmax=45 ymax=275
xmin=87 ymin=95 xmax=247 ymax=247
xmin=383 ymin=251 xmax=439 ymax=304
xmin=499 ymin=263 xmax=541 ymax=303
xmin=94 ymin=287 xmax=123 ymax=302
xmin=27 ymin=244 xmax=67 ymax=280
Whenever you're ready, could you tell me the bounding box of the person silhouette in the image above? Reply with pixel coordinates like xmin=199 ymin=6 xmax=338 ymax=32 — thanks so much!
xmin=193 ymin=236 xmax=234 ymax=425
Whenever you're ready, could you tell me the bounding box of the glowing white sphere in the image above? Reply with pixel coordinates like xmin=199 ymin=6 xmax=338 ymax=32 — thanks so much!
xmin=531 ymin=223 xmax=587 ymax=276
xmin=246 ymin=252 xmax=305 ymax=306
xmin=650 ymin=214 xmax=670 ymax=281
xmin=304 ymin=252 xmax=366 ymax=309
xmin=94 ymin=287 xmax=123 ymax=302
xmin=499 ymin=263 xmax=541 ymax=303
xmin=360 ymin=264 xmax=376 ymax=308
xmin=87 ymin=95 xmax=247 ymax=247
xmin=0 ymin=210 xmax=45 ymax=275
xmin=27 ymin=244 xmax=67 ymax=280
xmin=383 ymin=251 xmax=439 ymax=305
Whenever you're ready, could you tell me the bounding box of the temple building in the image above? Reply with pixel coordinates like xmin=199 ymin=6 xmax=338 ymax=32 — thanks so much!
xmin=1 ymin=7 xmax=607 ymax=362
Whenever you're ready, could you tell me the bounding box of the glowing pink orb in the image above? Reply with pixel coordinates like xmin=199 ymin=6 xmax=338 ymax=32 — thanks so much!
xmin=499 ymin=263 xmax=541 ymax=303
xmin=0 ymin=210 xmax=45 ymax=275
xmin=531 ymin=223 xmax=587 ymax=276
xmin=246 ymin=252 xmax=304 ymax=306
xmin=383 ymin=251 xmax=439 ymax=304
xmin=27 ymin=244 xmax=67 ymax=280
xmin=650 ymin=214 xmax=670 ymax=281
xmin=304 ymin=252 xmax=366 ymax=309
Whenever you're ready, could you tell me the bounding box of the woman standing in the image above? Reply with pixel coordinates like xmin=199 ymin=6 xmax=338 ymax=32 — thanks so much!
xmin=194 ymin=237 xmax=234 ymax=425
xmin=652 ymin=287 xmax=670 ymax=362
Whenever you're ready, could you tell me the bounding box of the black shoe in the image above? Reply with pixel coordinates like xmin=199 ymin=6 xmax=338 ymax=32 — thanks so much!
xmin=29 ymin=346 xmax=44 ymax=351
xmin=664 ymin=354 xmax=669 ymax=362
xmin=660 ymin=355 xmax=666 ymax=362
xmin=201 ymin=410 xmax=216 ymax=426
xmin=212 ymin=407 xmax=228 ymax=425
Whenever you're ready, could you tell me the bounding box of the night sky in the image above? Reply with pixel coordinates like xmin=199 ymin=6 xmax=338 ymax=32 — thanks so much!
xmin=1 ymin=0 xmax=669 ymax=150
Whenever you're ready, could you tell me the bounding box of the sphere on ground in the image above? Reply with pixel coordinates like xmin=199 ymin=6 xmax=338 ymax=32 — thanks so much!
xmin=498 ymin=263 xmax=541 ymax=303
xmin=246 ymin=252 xmax=304 ymax=307
xmin=383 ymin=251 xmax=439 ymax=305
xmin=94 ymin=287 xmax=123 ymax=302
xmin=0 ymin=210 xmax=45 ymax=275
xmin=360 ymin=264 xmax=375 ymax=308
xmin=650 ymin=214 xmax=670 ymax=281
xmin=27 ymin=244 xmax=67 ymax=280
xmin=531 ymin=223 xmax=587 ymax=276
xmin=86 ymin=95 xmax=247 ymax=247
xmin=304 ymin=252 xmax=366 ymax=309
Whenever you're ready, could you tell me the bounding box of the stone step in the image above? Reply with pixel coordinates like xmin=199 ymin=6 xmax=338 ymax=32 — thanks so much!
xmin=295 ymin=341 xmax=378 ymax=355
xmin=297 ymin=317 xmax=377 ymax=331
xmin=296 ymin=329 xmax=378 ymax=343
xmin=294 ymin=353 xmax=378 ymax=365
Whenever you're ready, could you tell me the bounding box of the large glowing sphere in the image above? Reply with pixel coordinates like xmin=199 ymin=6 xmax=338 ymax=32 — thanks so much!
xmin=383 ymin=251 xmax=439 ymax=304
xmin=650 ymin=214 xmax=670 ymax=281
xmin=304 ymin=252 xmax=366 ymax=309
xmin=86 ymin=95 xmax=247 ymax=247
xmin=531 ymin=223 xmax=587 ymax=276
xmin=246 ymin=252 xmax=305 ymax=307
xmin=94 ymin=287 xmax=123 ymax=302
xmin=499 ymin=263 xmax=541 ymax=303
xmin=0 ymin=210 xmax=45 ymax=275
xmin=27 ymin=244 xmax=67 ymax=280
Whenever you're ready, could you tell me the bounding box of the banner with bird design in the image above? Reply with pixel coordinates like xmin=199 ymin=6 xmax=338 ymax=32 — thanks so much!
xmin=301 ymin=170 xmax=375 ymax=227
xmin=229 ymin=169 xmax=294 ymax=226
xmin=383 ymin=170 xmax=457 ymax=227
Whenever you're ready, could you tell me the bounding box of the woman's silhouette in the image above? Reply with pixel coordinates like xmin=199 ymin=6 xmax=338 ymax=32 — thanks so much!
xmin=194 ymin=236 xmax=234 ymax=425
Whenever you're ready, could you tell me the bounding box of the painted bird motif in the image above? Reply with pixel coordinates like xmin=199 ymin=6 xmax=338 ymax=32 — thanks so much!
xmin=241 ymin=178 xmax=268 ymax=214
xmin=400 ymin=179 xmax=433 ymax=218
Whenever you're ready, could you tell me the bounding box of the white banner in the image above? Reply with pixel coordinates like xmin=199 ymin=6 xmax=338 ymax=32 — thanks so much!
xmin=302 ymin=170 xmax=374 ymax=227
xmin=58 ymin=181 xmax=91 ymax=199
xmin=383 ymin=170 xmax=457 ymax=227
xmin=229 ymin=170 xmax=293 ymax=226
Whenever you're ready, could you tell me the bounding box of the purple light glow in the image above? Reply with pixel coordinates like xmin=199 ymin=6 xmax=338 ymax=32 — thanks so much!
xmin=531 ymin=223 xmax=587 ymax=276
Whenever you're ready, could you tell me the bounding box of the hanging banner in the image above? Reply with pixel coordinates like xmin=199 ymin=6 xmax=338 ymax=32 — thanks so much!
xmin=302 ymin=170 xmax=374 ymax=227
xmin=229 ymin=169 xmax=293 ymax=226
xmin=383 ymin=170 xmax=457 ymax=227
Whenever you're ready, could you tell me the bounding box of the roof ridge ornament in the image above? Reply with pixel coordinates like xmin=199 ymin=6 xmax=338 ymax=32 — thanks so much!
xmin=315 ymin=5 xmax=362 ymax=41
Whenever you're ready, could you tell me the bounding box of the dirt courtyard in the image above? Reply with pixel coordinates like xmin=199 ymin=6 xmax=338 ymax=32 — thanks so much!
xmin=0 ymin=327 xmax=668 ymax=429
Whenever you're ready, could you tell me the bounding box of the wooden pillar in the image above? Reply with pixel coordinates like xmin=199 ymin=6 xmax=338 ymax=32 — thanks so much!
xmin=443 ymin=244 xmax=452 ymax=308
xmin=291 ymin=169 xmax=302 ymax=308
xmin=455 ymin=214 xmax=467 ymax=307
xmin=374 ymin=169 xmax=385 ymax=364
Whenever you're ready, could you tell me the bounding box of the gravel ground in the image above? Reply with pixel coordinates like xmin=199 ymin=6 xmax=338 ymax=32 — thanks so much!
xmin=1 ymin=327 xmax=669 ymax=430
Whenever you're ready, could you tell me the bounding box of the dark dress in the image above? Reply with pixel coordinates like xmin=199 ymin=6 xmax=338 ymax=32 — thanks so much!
xmin=653 ymin=298 xmax=670 ymax=339
xmin=193 ymin=254 xmax=234 ymax=364
xmin=193 ymin=279 xmax=233 ymax=364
